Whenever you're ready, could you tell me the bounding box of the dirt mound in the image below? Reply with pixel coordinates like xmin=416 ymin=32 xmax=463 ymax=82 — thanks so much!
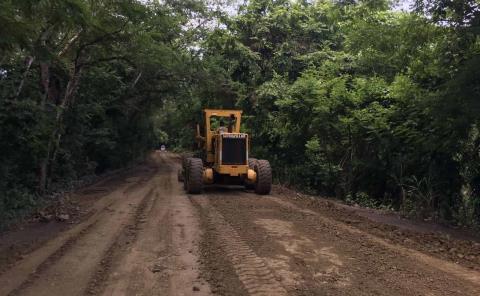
xmin=273 ymin=186 xmax=480 ymax=272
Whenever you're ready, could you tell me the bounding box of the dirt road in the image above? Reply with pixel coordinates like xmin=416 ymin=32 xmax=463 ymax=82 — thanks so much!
xmin=0 ymin=152 xmax=479 ymax=296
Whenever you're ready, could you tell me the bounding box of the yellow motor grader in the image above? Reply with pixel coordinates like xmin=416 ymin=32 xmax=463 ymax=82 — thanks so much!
xmin=178 ymin=109 xmax=272 ymax=195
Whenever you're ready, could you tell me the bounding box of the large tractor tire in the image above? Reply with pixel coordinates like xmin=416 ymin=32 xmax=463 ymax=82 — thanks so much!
xmin=254 ymin=159 xmax=272 ymax=195
xmin=248 ymin=158 xmax=258 ymax=169
xmin=182 ymin=158 xmax=192 ymax=189
xmin=245 ymin=158 xmax=258 ymax=190
xmin=177 ymin=169 xmax=184 ymax=182
xmin=178 ymin=155 xmax=189 ymax=184
xmin=181 ymin=155 xmax=190 ymax=169
xmin=186 ymin=158 xmax=203 ymax=194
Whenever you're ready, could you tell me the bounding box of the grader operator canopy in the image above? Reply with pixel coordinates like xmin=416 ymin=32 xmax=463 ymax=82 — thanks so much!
xmin=196 ymin=109 xmax=243 ymax=164
xmin=179 ymin=109 xmax=272 ymax=195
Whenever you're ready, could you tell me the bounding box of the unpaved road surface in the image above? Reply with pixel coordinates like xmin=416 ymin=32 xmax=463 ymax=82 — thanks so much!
xmin=1 ymin=153 xmax=479 ymax=296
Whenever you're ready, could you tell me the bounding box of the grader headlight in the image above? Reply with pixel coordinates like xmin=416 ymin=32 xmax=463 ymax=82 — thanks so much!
xmin=247 ymin=168 xmax=257 ymax=183
xmin=203 ymin=168 xmax=214 ymax=184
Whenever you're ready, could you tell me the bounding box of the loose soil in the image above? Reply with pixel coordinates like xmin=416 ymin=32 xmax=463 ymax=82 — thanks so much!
xmin=0 ymin=152 xmax=479 ymax=295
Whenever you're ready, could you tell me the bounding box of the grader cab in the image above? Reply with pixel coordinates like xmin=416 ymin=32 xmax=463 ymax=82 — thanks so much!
xmin=179 ymin=109 xmax=272 ymax=195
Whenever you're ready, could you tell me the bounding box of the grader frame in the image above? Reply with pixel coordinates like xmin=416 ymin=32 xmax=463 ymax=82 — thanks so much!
xmin=179 ymin=109 xmax=272 ymax=195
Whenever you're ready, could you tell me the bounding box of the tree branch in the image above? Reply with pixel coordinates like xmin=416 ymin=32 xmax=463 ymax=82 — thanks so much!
xmin=58 ymin=29 xmax=84 ymax=58
xmin=77 ymin=56 xmax=133 ymax=68
xmin=14 ymin=56 xmax=35 ymax=99
xmin=76 ymin=21 xmax=129 ymax=55
xmin=132 ymin=71 xmax=143 ymax=88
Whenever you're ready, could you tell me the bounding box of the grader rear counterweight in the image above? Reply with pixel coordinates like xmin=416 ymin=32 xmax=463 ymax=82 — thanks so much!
xmin=179 ymin=109 xmax=272 ymax=195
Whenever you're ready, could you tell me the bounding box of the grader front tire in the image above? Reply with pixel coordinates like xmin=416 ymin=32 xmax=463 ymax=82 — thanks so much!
xmin=254 ymin=159 xmax=272 ymax=195
xmin=187 ymin=158 xmax=203 ymax=194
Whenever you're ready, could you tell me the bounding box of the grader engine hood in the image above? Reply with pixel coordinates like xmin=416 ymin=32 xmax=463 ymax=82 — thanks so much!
xmin=220 ymin=133 xmax=247 ymax=165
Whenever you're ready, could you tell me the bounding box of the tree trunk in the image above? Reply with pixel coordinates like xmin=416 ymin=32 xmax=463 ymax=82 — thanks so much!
xmin=40 ymin=62 xmax=50 ymax=107
xmin=38 ymin=159 xmax=48 ymax=194
xmin=38 ymin=62 xmax=50 ymax=193
xmin=40 ymin=65 xmax=83 ymax=192
xmin=14 ymin=56 xmax=34 ymax=99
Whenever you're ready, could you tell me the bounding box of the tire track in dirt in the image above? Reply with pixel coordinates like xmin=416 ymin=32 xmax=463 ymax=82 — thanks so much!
xmin=204 ymin=191 xmax=480 ymax=295
xmin=267 ymin=196 xmax=480 ymax=288
xmin=193 ymin=196 xmax=287 ymax=296
xmin=85 ymin=186 xmax=155 ymax=295
xmin=98 ymin=153 xmax=211 ymax=296
xmin=2 ymin=166 xmax=158 ymax=296
xmin=0 ymin=172 xmax=149 ymax=296
xmin=5 ymin=222 xmax=99 ymax=296
xmin=273 ymin=187 xmax=480 ymax=271
xmin=95 ymin=166 xmax=172 ymax=295
xmin=0 ymin=153 xmax=211 ymax=296
xmin=7 ymin=152 xmax=479 ymax=296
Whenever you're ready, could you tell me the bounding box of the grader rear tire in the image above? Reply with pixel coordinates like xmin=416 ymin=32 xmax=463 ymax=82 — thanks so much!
xmin=182 ymin=158 xmax=192 ymax=190
xmin=254 ymin=159 xmax=272 ymax=195
xmin=177 ymin=169 xmax=184 ymax=182
xmin=248 ymin=158 xmax=258 ymax=168
xmin=187 ymin=158 xmax=203 ymax=194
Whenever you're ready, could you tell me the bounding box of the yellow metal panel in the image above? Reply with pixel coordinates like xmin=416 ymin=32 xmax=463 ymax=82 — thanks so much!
xmin=214 ymin=165 xmax=249 ymax=177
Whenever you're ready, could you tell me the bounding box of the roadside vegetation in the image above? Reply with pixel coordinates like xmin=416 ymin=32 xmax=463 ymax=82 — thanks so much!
xmin=0 ymin=0 xmax=207 ymax=225
xmin=1 ymin=0 xmax=479 ymax=227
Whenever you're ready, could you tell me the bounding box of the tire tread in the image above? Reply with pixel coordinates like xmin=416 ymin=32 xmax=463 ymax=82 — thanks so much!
xmin=187 ymin=158 xmax=203 ymax=194
xmin=254 ymin=159 xmax=272 ymax=195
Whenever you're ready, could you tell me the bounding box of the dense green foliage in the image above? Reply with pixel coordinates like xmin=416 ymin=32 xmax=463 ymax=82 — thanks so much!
xmin=1 ymin=0 xmax=479 ymax=227
xmin=0 ymin=0 xmax=209 ymax=224
xmin=171 ymin=0 xmax=480 ymax=225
